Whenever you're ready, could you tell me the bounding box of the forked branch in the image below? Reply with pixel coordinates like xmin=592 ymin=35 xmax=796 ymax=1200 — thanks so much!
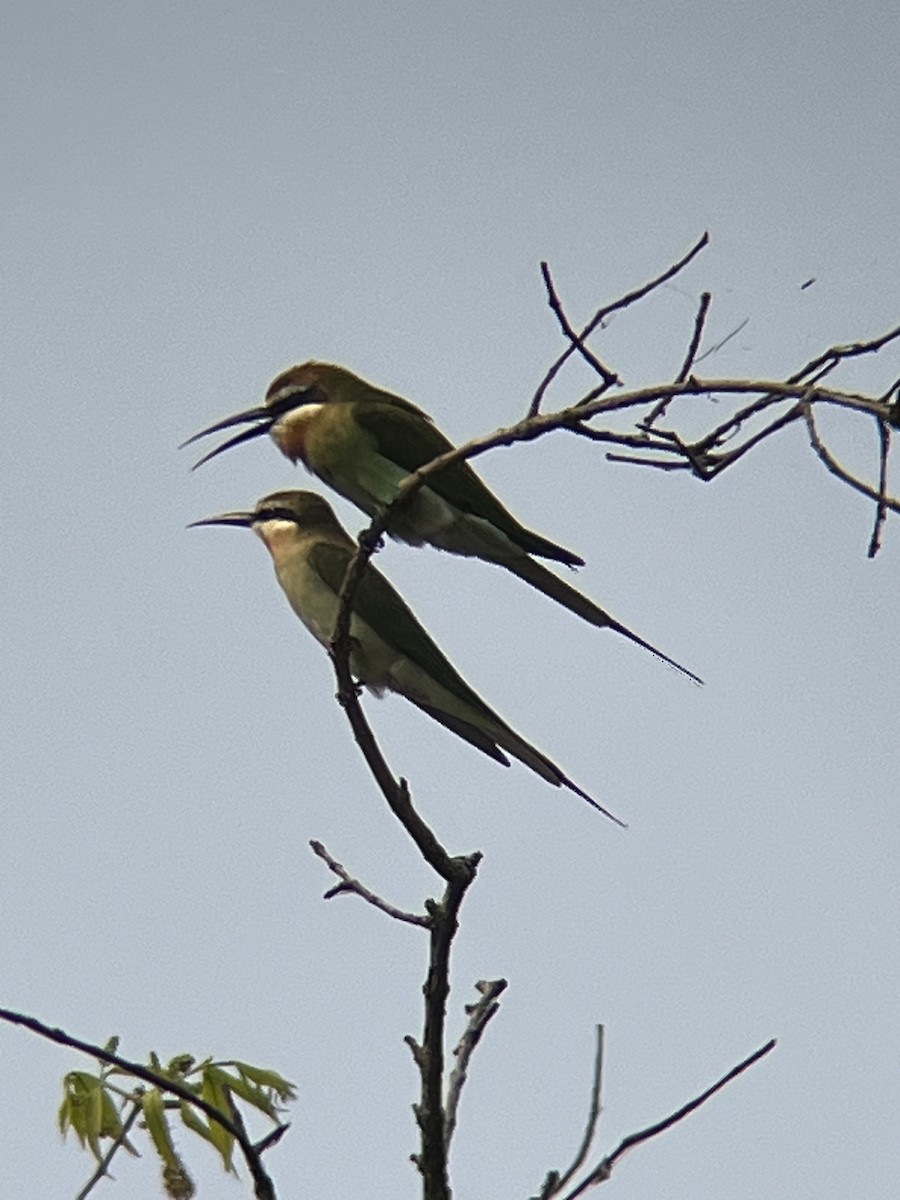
xmin=537 ymin=238 xmax=899 ymax=553
xmin=535 ymin=1036 xmax=777 ymax=1199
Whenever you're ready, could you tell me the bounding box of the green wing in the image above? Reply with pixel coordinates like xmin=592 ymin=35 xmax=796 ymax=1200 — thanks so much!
xmin=354 ymin=402 xmax=581 ymax=564
xmin=309 ymin=541 xmax=502 ymax=721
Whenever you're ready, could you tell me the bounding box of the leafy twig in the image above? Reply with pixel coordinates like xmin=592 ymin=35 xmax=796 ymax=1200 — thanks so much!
xmin=0 ymin=1010 xmax=280 ymax=1200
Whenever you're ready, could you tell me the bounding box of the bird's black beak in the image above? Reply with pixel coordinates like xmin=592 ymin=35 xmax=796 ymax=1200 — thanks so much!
xmin=180 ymin=405 xmax=274 ymax=470
xmin=180 ymin=390 xmax=313 ymax=470
xmin=188 ymin=510 xmax=255 ymax=529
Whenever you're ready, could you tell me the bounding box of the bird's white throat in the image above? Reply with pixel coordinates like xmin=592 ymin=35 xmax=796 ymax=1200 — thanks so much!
xmin=271 ymin=402 xmax=325 ymax=432
xmin=252 ymin=518 xmax=300 ymax=557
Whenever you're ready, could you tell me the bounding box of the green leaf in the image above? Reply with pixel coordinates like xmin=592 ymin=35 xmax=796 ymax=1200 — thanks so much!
xmin=178 ymin=1099 xmax=218 ymax=1148
xmin=234 ymin=1061 xmax=297 ymax=1103
xmin=213 ymin=1068 xmax=275 ymax=1119
xmin=98 ymin=1085 xmax=124 ymax=1139
xmin=199 ymin=1066 xmax=236 ymax=1173
xmin=59 ymin=1070 xmax=140 ymax=1162
xmin=141 ymin=1089 xmax=180 ymax=1171
xmin=142 ymin=1091 xmax=196 ymax=1197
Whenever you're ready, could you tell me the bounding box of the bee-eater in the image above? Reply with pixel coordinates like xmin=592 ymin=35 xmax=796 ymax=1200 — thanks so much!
xmin=183 ymin=363 xmax=699 ymax=683
xmin=191 ymin=490 xmax=623 ymax=824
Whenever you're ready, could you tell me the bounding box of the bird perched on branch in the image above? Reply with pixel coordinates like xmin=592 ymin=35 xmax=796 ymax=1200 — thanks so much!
xmin=183 ymin=362 xmax=700 ymax=683
xmin=191 ymin=490 xmax=623 ymax=824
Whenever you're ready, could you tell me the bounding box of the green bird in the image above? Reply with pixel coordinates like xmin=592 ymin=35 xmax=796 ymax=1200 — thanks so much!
xmin=191 ymin=490 xmax=623 ymax=824
xmin=183 ymin=362 xmax=700 ymax=684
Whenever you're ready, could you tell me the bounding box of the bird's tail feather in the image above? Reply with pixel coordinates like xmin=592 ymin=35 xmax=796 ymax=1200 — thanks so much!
xmin=511 ymin=525 xmax=585 ymax=567
xmin=495 ymin=729 xmax=626 ymax=826
xmin=505 ymin=556 xmax=702 ymax=685
xmin=413 ymin=698 xmax=625 ymax=826
xmin=411 ymin=700 xmax=511 ymax=766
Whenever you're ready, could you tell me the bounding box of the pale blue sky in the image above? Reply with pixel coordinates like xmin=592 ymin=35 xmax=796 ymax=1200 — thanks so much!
xmin=2 ymin=3 xmax=898 ymax=1198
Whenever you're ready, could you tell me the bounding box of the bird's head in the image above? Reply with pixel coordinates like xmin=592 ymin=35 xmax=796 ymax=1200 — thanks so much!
xmin=181 ymin=362 xmax=356 ymax=469
xmin=189 ymin=490 xmax=342 ymax=556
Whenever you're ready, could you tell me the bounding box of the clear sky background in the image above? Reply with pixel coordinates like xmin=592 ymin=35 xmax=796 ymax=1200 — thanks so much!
xmin=2 ymin=2 xmax=898 ymax=1198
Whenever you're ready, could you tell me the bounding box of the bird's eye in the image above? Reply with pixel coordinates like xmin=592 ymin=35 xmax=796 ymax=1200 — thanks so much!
xmin=267 ymin=387 xmax=311 ymax=416
xmin=256 ymin=506 xmax=297 ymax=523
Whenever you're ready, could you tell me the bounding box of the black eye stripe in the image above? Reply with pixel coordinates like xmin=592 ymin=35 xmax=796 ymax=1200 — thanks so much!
xmin=266 ymin=388 xmax=312 ymax=418
xmin=256 ymin=506 xmax=299 ymax=523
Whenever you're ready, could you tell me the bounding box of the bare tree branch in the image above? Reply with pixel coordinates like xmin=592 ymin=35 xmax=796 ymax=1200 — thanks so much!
xmin=407 ymin=871 xmax=478 ymax=1200
xmin=529 ymin=232 xmax=710 ymax=415
xmin=868 ymin=417 xmax=892 ymax=558
xmin=676 ymin=292 xmax=713 ymax=383
xmin=789 ymin=322 xmax=900 ymax=385
xmin=533 ymin=1025 xmax=606 ymax=1200
xmin=309 ymin=839 xmax=429 ymax=926
xmin=325 ymin=542 xmax=482 ymax=1197
xmin=558 ymin=1039 xmax=777 ymax=1199
xmin=684 ymin=402 xmax=806 ymax=479
xmin=530 ymin=254 xmax=899 ymax=550
xmin=802 ymin=404 xmax=900 ymax=518
xmin=326 ymin=516 xmax=479 ymax=887
xmin=643 ymin=290 xmax=713 ymax=427
xmin=444 ymin=979 xmax=508 ymax=1152
xmin=538 ymin=262 xmax=618 ymax=397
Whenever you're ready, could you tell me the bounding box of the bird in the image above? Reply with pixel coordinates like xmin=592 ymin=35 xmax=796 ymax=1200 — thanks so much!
xmin=191 ymin=490 xmax=623 ymax=825
xmin=182 ymin=361 xmax=701 ymax=684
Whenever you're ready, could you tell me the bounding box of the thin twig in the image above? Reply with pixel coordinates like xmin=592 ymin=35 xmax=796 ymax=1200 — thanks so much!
xmin=789 ymin=321 xmax=900 ymax=385
xmin=535 ymin=1025 xmax=605 ymax=1199
xmin=75 ymin=1098 xmax=142 ymax=1200
xmin=444 ymin=979 xmax=507 ymax=1151
xmin=676 ymin=293 xmax=713 ymax=382
xmin=803 ymin=405 xmax=900 ymax=516
xmin=696 ymin=403 xmax=806 ymax=478
xmin=562 ymin=425 xmax=684 ymax=453
xmin=643 ymin=291 xmax=712 ymax=427
xmin=604 ymin=452 xmax=690 ymax=471
xmin=643 ymin=291 xmax=711 ymax=429
xmin=880 ymin=375 xmax=900 ymax=407
xmin=689 ymin=387 xmax=802 ymax=456
xmin=868 ymin=417 xmax=892 ymax=557
xmin=570 ymin=231 xmax=710 ymax=352
xmin=309 ymin=840 xmax=429 ymax=926
xmin=538 ymin=262 xmax=619 ymax=402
